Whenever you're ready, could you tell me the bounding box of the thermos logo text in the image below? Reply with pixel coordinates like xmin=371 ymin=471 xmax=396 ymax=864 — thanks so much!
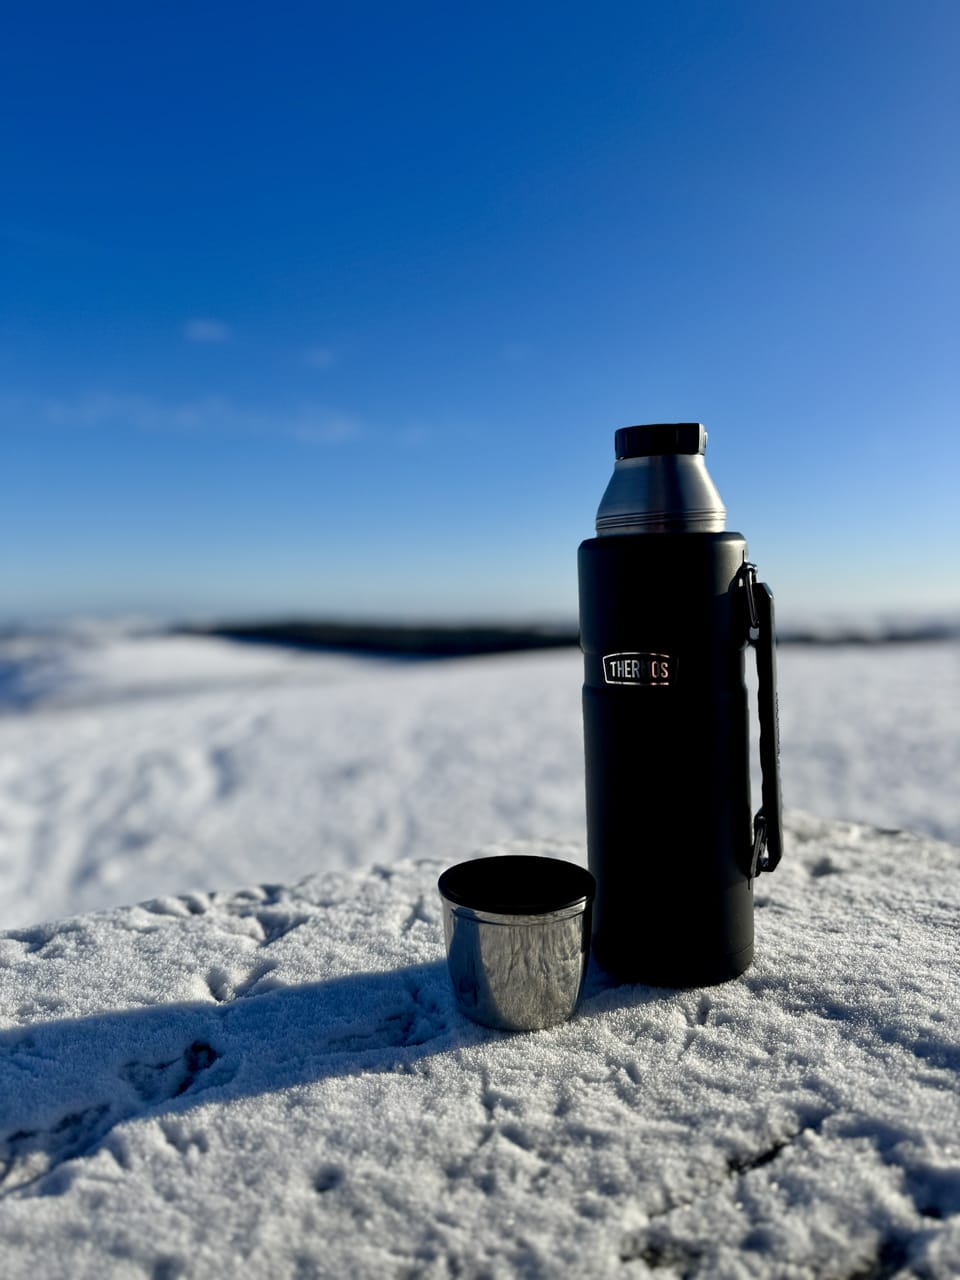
xmin=602 ymin=652 xmax=674 ymax=686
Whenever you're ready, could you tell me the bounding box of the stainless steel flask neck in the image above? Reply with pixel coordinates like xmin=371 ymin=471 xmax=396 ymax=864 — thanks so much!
xmin=595 ymin=422 xmax=727 ymax=535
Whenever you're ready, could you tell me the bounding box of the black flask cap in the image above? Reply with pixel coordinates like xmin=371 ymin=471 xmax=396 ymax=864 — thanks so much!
xmin=615 ymin=423 xmax=707 ymax=460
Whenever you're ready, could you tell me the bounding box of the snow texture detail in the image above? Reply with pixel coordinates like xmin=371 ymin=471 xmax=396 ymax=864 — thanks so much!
xmin=0 ymin=816 xmax=958 ymax=1277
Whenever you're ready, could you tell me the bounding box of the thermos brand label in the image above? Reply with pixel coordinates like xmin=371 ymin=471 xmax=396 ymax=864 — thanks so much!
xmin=602 ymin=652 xmax=675 ymax=686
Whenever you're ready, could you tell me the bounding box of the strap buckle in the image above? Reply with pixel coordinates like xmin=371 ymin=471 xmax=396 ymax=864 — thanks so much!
xmin=744 ymin=561 xmax=760 ymax=640
xmin=749 ymin=811 xmax=768 ymax=883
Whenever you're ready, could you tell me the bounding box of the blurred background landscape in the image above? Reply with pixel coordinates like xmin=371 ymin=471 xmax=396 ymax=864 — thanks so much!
xmin=1 ymin=2 xmax=957 ymax=925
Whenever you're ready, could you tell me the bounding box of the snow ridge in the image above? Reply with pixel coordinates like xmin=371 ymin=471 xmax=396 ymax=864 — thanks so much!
xmin=2 ymin=638 xmax=958 ymax=930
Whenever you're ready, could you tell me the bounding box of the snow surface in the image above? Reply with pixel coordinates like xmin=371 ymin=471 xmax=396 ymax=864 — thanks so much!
xmin=1 ymin=815 xmax=959 ymax=1278
xmin=0 ymin=631 xmax=957 ymax=926
xmin=0 ymin=630 xmax=958 ymax=1276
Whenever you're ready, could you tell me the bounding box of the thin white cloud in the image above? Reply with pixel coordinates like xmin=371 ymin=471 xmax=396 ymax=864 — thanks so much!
xmin=502 ymin=342 xmax=532 ymax=364
xmin=0 ymin=391 xmax=362 ymax=446
xmin=303 ymin=345 xmax=338 ymax=370
xmin=183 ymin=318 xmax=232 ymax=343
xmin=287 ymin=412 xmax=360 ymax=445
xmin=397 ymin=425 xmax=430 ymax=448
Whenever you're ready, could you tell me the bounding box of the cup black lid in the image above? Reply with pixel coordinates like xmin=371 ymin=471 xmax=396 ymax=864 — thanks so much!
xmin=438 ymin=855 xmax=595 ymax=916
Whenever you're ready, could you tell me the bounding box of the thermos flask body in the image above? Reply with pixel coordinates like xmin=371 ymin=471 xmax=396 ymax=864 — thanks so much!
xmin=578 ymin=422 xmax=783 ymax=987
xmin=579 ymin=530 xmax=754 ymax=986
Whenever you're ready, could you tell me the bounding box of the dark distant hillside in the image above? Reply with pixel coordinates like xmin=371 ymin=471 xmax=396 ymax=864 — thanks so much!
xmin=777 ymin=620 xmax=960 ymax=646
xmin=178 ymin=620 xmax=580 ymax=658
xmin=177 ymin=615 xmax=960 ymax=657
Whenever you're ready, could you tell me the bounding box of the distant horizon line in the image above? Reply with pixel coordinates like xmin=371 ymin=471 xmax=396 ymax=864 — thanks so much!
xmin=1 ymin=610 xmax=958 ymax=651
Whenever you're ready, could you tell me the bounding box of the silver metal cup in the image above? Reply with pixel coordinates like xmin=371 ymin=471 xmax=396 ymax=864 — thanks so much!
xmin=437 ymin=855 xmax=595 ymax=1032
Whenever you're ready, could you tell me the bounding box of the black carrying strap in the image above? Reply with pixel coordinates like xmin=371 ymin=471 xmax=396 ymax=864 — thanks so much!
xmin=745 ymin=564 xmax=783 ymax=877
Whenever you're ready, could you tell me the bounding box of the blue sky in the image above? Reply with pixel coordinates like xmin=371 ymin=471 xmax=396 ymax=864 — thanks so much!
xmin=2 ymin=1 xmax=957 ymax=621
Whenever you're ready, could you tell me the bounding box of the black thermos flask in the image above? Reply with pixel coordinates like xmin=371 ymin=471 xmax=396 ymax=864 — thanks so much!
xmin=578 ymin=423 xmax=783 ymax=986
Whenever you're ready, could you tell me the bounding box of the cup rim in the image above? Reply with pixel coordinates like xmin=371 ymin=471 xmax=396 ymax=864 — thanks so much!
xmin=437 ymin=853 xmax=595 ymax=918
xmin=443 ymin=899 xmax=591 ymax=928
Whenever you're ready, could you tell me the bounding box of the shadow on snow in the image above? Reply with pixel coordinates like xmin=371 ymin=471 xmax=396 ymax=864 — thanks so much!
xmin=0 ymin=956 xmax=649 ymax=1196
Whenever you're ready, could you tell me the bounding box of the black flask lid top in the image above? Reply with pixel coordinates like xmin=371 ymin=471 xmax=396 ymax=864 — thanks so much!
xmin=615 ymin=423 xmax=707 ymax=459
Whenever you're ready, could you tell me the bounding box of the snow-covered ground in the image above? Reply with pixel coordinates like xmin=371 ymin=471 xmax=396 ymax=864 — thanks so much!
xmin=1 ymin=626 xmax=958 ymax=1277
xmin=0 ymin=628 xmax=957 ymax=927
xmin=1 ymin=818 xmax=958 ymax=1277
